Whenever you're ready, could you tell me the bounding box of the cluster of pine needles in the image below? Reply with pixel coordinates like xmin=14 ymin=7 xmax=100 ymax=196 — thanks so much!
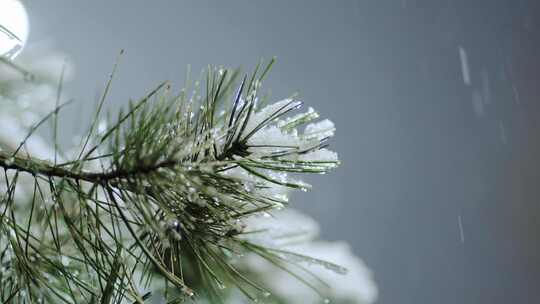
xmin=0 ymin=55 xmax=340 ymax=303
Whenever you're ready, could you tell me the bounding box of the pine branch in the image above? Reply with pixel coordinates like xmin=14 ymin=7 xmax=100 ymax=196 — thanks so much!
xmin=0 ymin=57 xmax=341 ymax=303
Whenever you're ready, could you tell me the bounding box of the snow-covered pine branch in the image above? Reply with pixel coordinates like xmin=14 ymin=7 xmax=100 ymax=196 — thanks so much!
xmin=0 ymin=52 xmax=375 ymax=303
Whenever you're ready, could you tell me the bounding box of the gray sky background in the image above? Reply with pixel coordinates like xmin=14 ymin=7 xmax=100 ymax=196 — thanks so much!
xmin=25 ymin=1 xmax=540 ymax=303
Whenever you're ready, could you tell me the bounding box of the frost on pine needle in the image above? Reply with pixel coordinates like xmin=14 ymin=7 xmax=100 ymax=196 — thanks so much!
xmin=0 ymin=55 xmax=360 ymax=304
xmin=304 ymin=119 xmax=336 ymax=141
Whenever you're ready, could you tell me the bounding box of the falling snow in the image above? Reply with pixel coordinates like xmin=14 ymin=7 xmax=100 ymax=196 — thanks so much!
xmin=459 ymin=46 xmax=471 ymax=86
xmin=472 ymin=90 xmax=484 ymax=118
xmin=457 ymin=215 xmax=465 ymax=243
xmin=498 ymin=121 xmax=508 ymax=145
xmin=511 ymin=83 xmax=521 ymax=105
xmin=481 ymin=71 xmax=491 ymax=104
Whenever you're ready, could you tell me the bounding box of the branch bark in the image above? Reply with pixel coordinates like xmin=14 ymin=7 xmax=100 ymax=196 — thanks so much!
xmin=0 ymin=151 xmax=176 ymax=183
